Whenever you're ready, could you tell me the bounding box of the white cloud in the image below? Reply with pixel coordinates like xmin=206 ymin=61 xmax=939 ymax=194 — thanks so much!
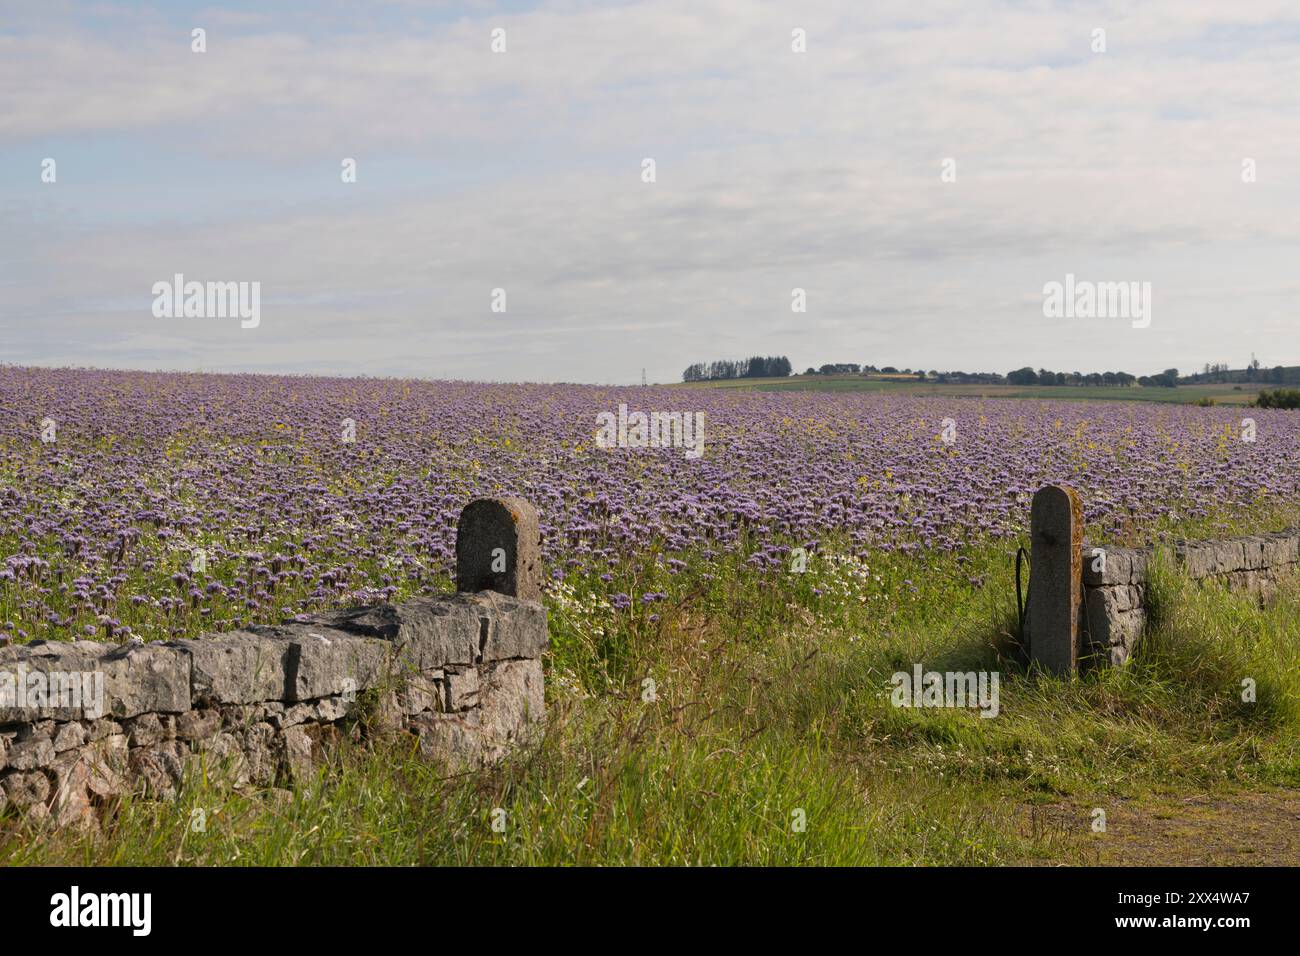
xmin=3 ymin=0 xmax=1300 ymax=381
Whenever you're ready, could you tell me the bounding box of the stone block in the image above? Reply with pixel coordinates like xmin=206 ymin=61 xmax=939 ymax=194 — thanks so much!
xmin=99 ymin=642 xmax=191 ymax=718
xmin=8 ymin=726 xmax=55 ymax=770
xmin=466 ymin=592 xmax=550 ymax=662
xmin=175 ymin=708 xmax=221 ymax=741
xmin=275 ymin=624 xmax=393 ymax=702
xmin=480 ymin=659 xmax=545 ymax=743
xmin=49 ymin=751 xmax=96 ymax=829
xmin=176 ymin=631 xmax=293 ymax=705
xmin=1081 ymin=546 xmax=1132 ymax=587
xmin=1261 ymin=532 xmax=1300 ymax=567
xmin=125 ymin=712 xmax=174 ymax=747
xmin=1028 ymin=485 xmax=1083 ymax=676
xmin=409 ymin=711 xmax=485 ymax=768
xmin=444 ymin=667 xmax=479 ymax=711
xmin=0 ymin=640 xmax=188 ymax=722
xmin=85 ymin=734 xmax=130 ymax=800
xmin=1082 ymin=587 xmax=1146 ymax=666
xmin=282 ymin=725 xmax=314 ymax=783
xmin=240 ymin=722 xmax=281 ymax=787
xmin=398 ymin=674 xmax=442 ymax=715
xmin=456 ymin=497 xmax=542 ymax=601
xmin=315 ymin=598 xmax=479 ymax=671
xmin=2 ymin=769 xmax=51 ymax=809
xmin=313 ymin=696 xmax=350 ymax=723
xmin=129 ymin=741 xmax=187 ymax=800
xmin=1240 ymin=536 xmax=1268 ymax=571
xmin=85 ymin=718 xmax=122 ymax=742
xmin=52 ymin=721 xmax=86 ymax=753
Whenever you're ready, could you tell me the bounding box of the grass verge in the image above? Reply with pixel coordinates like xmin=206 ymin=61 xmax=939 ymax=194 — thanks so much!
xmin=3 ymin=538 xmax=1297 ymax=864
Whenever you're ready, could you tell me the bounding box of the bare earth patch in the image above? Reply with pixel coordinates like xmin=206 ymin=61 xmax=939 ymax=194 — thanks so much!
xmin=1024 ymin=790 xmax=1300 ymax=866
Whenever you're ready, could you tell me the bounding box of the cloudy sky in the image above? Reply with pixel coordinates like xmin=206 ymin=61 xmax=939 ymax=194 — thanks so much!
xmin=2 ymin=0 xmax=1298 ymax=383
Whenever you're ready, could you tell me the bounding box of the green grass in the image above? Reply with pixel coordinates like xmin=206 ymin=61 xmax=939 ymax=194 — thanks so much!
xmin=672 ymin=375 xmax=1266 ymax=405
xmin=5 ymin=524 xmax=1298 ymax=865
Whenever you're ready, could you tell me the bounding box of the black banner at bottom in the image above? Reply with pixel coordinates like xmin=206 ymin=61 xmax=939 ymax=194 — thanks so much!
xmin=0 ymin=866 xmax=1285 ymax=942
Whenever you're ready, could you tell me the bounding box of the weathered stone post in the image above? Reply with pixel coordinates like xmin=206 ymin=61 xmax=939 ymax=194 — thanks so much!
xmin=1027 ymin=484 xmax=1083 ymax=676
xmin=456 ymin=497 xmax=542 ymax=601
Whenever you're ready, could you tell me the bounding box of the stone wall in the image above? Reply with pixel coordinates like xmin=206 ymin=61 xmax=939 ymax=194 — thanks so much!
xmin=1081 ymin=530 xmax=1300 ymax=666
xmin=0 ymin=497 xmax=548 ymax=829
xmin=1026 ymin=485 xmax=1300 ymax=673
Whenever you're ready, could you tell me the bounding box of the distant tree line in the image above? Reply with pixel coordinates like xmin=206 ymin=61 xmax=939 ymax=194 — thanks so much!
xmin=927 ymin=370 xmax=1004 ymax=385
xmin=682 ymin=356 xmax=792 ymax=382
xmin=1184 ymin=357 xmax=1296 ymax=385
xmin=1008 ymin=361 xmax=1300 ymax=389
xmin=1007 ymin=367 xmax=1152 ymax=387
xmin=799 ymin=364 xmax=1157 ymax=387
xmin=803 ymin=364 xmax=930 ymax=376
xmin=683 ymin=355 xmax=1300 ymax=389
xmin=804 ymin=363 xmax=862 ymax=375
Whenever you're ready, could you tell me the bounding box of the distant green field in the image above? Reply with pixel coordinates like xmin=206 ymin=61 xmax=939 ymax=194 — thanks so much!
xmin=672 ymin=375 xmax=1266 ymax=405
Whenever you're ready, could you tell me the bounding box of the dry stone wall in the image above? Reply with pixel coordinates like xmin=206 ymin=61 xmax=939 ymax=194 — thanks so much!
xmin=1081 ymin=530 xmax=1300 ymax=666
xmin=1027 ymin=485 xmax=1300 ymax=672
xmin=0 ymin=497 xmax=548 ymax=830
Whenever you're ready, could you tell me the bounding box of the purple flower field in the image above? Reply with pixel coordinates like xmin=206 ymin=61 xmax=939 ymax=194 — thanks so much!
xmin=1 ymin=365 xmax=1297 ymax=643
